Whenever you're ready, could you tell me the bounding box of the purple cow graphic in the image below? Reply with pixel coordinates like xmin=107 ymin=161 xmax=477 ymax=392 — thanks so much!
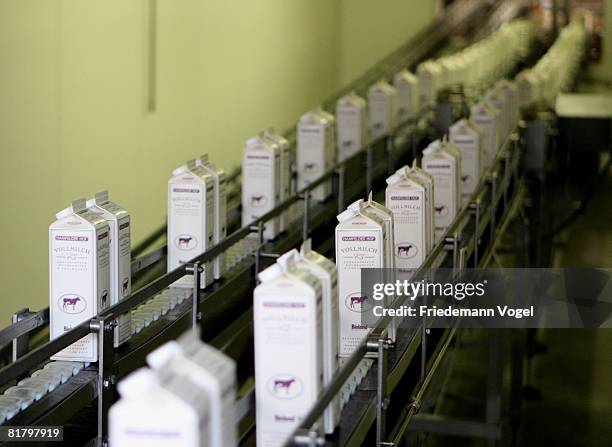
xmin=62 ymin=296 xmax=81 ymax=311
xmin=350 ymin=295 xmax=368 ymax=308
xmin=435 ymin=205 xmax=448 ymax=216
xmin=273 ymin=378 xmax=296 ymax=394
xmin=304 ymin=163 xmax=316 ymax=171
xmin=397 ymin=244 xmax=414 ymax=257
xmin=122 ymin=278 xmax=129 ymax=297
xmin=250 ymin=195 xmax=265 ymax=206
xmin=178 ymin=236 xmax=192 ymax=248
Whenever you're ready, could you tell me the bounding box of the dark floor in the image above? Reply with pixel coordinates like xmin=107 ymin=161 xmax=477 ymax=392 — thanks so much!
xmin=420 ymin=159 xmax=612 ymax=446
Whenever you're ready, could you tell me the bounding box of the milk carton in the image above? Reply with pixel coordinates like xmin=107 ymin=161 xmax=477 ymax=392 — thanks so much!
xmin=242 ymin=135 xmax=281 ymax=240
xmin=297 ymin=240 xmax=339 ymax=434
xmin=198 ymin=155 xmax=227 ymax=279
xmin=385 ymin=170 xmax=427 ymax=269
xmin=368 ymin=81 xmax=397 ymax=140
xmin=470 ymin=101 xmax=500 ymax=171
xmin=403 ymin=163 xmax=435 ymax=254
xmin=486 ymin=87 xmax=511 ymax=142
xmin=109 ymin=368 xmax=209 ymax=447
xmin=335 ymin=207 xmax=385 ymax=357
xmin=262 ymin=129 xmax=291 ymax=233
xmin=297 ymin=111 xmax=334 ymax=202
xmin=336 ymin=93 xmax=367 ymax=162
xmin=254 ymin=260 xmax=323 ymax=446
xmin=168 ymin=160 xmax=214 ymax=288
xmin=49 ymin=199 xmax=110 ymax=362
xmin=449 ymin=119 xmax=483 ymax=205
xmin=146 ymin=333 xmax=237 ymax=447
xmin=422 ymin=140 xmax=461 ymax=241
xmin=416 ymin=60 xmax=443 ymax=108
xmin=394 ymin=69 xmax=419 ymax=123
xmin=347 ymin=195 xmax=397 ymax=342
xmin=495 ymin=79 xmax=519 ymax=131
xmin=85 ymin=191 xmax=131 ymax=347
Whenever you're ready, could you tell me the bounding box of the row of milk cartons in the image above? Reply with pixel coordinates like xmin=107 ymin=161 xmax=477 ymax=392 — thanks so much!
xmin=49 ymin=191 xmax=132 ymax=362
xmin=167 ymin=155 xmax=227 ymax=288
xmin=335 ymin=90 xmax=523 ymax=359
xmin=416 ymin=19 xmax=534 ymax=107
xmin=110 ymin=331 xmax=237 ymax=447
xmin=515 ymin=18 xmax=586 ymax=107
xmin=253 ymin=240 xmax=340 ymax=446
xmin=334 ymin=148 xmax=461 ymax=356
xmin=242 ymin=75 xmax=420 ymax=241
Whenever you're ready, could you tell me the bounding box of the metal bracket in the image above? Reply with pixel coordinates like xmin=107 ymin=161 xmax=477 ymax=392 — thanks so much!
xmin=299 ymin=191 xmax=311 ymax=242
xmin=334 ymin=166 xmax=346 ymax=214
xmin=11 ymin=308 xmax=32 ymax=368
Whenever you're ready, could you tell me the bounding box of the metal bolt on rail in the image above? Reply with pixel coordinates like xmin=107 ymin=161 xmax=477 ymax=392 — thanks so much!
xmin=292 ymin=429 xmax=325 ymax=446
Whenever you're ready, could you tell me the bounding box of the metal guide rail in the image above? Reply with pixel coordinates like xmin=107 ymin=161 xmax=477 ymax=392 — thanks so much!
xmin=0 ymin=1 xmax=534 ymax=445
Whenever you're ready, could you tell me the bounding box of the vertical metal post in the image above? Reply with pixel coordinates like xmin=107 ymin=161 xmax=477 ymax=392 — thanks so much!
xmin=386 ymin=135 xmax=395 ymax=175
xmin=187 ymin=262 xmax=202 ymax=329
xmin=92 ymin=315 xmax=115 ymax=446
xmin=302 ymin=191 xmax=310 ymax=241
xmin=11 ymin=309 xmax=31 ymax=366
xmin=253 ymin=221 xmax=264 ymax=282
xmin=490 ymin=173 xmax=498 ymax=242
xmin=367 ymin=334 xmax=390 ymax=446
xmin=336 ymin=166 xmax=345 ymax=215
xmin=474 ymin=199 xmax=481 ymax=267
xmin=486 ymin=329 xmax=503 ymax=446
xmin=366 ymin=145 xmax=373 ymax=193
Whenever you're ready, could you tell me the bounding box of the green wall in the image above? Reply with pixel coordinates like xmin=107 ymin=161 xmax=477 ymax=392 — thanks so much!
xmin=0 ymin=0 xmax=435 ymax=321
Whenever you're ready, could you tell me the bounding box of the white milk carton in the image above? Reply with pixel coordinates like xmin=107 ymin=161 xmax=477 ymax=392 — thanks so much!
xmin=49 ymin=199 xmax=110 ymax=362
xmin=109 ymin=368 xmax=209 ymax=447
xmin=146 ymin=333 xmax=237 ymax=447
xmin=168 ymin=160 xmax=214 ymax=288
xmin=85 ymin=191 xmax=131 ymax=347
xmin=449 ymin=119 xmax=483 ymax=205
xmin=297 ymin=111 xmax=334 ymax=203
xmin=495 ymin=79 xmax=519 ymax=131
xmin=403 ymin=163 xmax=435 ymax=254
xmin=336 ymin=93 xmax=367 ymax=162
xmin=385 ymin=170 xmax=427 ymax=269
xmin=242 ymin=135 xmax=281 ymax=240
xmin=368 ymin=81 xmax=397 ymax=140
xmin=422 ymin=140 xmax=461 ymax=241
xmin=470 ymin=101 xmax=500 ymax=171
xmin=297 ymin=240 xmax=340 ymax=434
xmin=416 ymin=60 xmax=443 ymax=108
xmin=254 ymin=260 xmax=323 ymax=446
xmin=394 ymin=69 xmax=419 ymax=123
xmin=348 ymin=195 xmax=397 ymax=342
xmin=335 ymin=207 xmax=385 ymax=357
xmin=486 ymin=87 xmax=511 ymax=142
xmin=262 ymin=129 xmax=291 ymax=233
xmin=198 ymin=154 xmax=227 ymax=279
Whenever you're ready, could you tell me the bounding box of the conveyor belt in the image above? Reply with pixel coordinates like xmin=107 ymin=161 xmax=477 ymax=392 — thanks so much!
xmin=0 ymin=1 xmax=543 ymax=445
